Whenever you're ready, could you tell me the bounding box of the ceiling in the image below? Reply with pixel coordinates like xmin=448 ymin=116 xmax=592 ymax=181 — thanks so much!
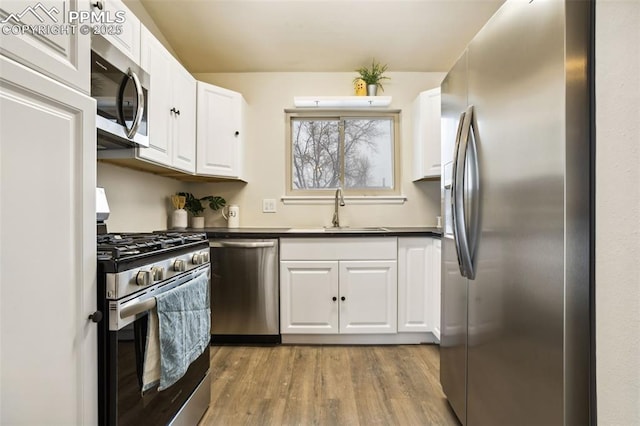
xmin=138 ymin=0 xmax=505 ymax=73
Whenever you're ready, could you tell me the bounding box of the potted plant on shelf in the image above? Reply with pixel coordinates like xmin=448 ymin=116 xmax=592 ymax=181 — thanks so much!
xmin=354 ymin=59 xmax=390 ymax=96
xmin=176 ymin=192 xmax=226 ymax=229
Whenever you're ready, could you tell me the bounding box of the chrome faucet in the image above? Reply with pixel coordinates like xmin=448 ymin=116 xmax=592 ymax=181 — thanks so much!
xmin=332 ymin=187 xmax=345 ymax=228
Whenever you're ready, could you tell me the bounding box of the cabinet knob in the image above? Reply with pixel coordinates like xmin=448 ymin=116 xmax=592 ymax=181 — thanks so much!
xmin=234 ymin=131 xmax=240 ymax=137
xmin=341 ymin=296 xmax=346 ymax=301
xmin=332 ymin=297 xmax=337 ymax=302
xmin=92 ymin=1 xmax=104 ymax=10
xmin=88 ymin=311 xmax=103 ymax=323
xmin=170 ymin=107 xmax=181 ymax=116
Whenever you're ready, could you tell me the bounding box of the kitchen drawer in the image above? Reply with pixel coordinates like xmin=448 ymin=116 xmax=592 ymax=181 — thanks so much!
xmin=280 ymin=237 xmax=397 ymax=261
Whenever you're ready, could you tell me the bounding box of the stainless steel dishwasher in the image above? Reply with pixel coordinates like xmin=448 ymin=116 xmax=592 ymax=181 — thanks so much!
xmin=209 ymin=239 xmax=280 ymax=344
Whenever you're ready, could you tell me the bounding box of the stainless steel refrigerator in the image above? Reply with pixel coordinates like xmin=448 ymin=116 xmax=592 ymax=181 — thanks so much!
xmin=439 ymin=1 xmax=594 ymax=425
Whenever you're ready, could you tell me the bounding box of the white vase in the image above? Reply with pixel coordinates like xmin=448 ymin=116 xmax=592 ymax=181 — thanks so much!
xmin=172 ymin=209 xmax=187 ymax=229
xmin=367 ymin=84 xmax=377 ymax=96
xmin=191 ymin=216 xmax=205 ymax=229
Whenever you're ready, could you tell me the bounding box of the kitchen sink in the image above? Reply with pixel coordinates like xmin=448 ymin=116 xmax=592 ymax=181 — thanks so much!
xmin=286 ymin=227 xmax=389 ymax=233
xmin=324 ymin=226 xmax=389 ymax=233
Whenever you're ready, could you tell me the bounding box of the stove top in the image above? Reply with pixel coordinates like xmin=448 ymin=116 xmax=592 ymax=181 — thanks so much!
xmin=97 ymin=232 xmax=208 ymax=261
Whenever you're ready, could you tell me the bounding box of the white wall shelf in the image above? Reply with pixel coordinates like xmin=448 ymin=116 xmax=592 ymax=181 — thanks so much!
xmin=294 ymin=96 xmax=392 ymax=108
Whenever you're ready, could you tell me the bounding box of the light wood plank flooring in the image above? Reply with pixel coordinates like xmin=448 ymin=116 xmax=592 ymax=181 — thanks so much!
xmin=199 ymin=344 xmax=459 ymax=426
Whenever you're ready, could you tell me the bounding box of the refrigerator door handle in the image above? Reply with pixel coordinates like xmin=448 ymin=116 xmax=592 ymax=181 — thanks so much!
xmin=466 ymin=109 xmax=481 ymax=278
xmin=453 ymin=105 xmax=476 ymax=279
xmin=451 ymin=111 xmax=466 ymax=275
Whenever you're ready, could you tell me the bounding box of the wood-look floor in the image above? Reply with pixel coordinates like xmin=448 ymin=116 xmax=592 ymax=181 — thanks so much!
xmin=199 ymin=345 xmax=459 ymax=426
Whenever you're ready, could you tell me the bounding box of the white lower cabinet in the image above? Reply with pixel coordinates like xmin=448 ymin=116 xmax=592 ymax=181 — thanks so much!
xmin=0 ymin=55 xmax=97 ymax=424
xmin=398 ymin=237 xmax=441 ymax=338
xmin=280 ymin=261 xmax=339 ymax=334
xmin=339 ymin=261 xmax=397 ymax=334
xmin=280 ymin=238 xmax=397 ymax=336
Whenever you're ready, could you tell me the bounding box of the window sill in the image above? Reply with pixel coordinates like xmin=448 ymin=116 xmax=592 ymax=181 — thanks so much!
xmin=281 ymin=195 xmax=407 ymax=205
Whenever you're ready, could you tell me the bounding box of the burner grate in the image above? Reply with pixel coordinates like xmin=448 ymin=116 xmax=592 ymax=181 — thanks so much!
xmin=97 ymin=232 xmax=207 ymax=261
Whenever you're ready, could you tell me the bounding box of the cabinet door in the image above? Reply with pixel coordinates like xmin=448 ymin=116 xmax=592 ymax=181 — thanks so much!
xmin=0 ymin=56 xmax=97 ymax=424
xmin=138 ymin=26 xmax=172 ymax=166
xmin=431 ymin=238 xmax=442 ymax=340
xmin=412 ymin=87 xmax=441 ymax=180
xmin=0 ymin=0 xmax=90 ymax=93
xmin=197 ymin=82 xmax=243 ymax=178
xmin=92 ymin=0 xmax=140 ymax=63
xmin=398 ymin=237 xmax=431 ymax=332
xmin=171 ymin=63 xmax=196 ymax=173
xmin=339 ymin=261 xmax=397 ymax=334
xmin=280 ymin=261 xmax=339 ymax=334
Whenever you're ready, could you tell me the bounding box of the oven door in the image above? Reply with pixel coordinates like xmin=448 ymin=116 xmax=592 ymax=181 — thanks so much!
xmin=101 ymin=265 xmax=210 ymax=426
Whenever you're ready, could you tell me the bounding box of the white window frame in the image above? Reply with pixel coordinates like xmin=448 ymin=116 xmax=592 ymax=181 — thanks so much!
xmin=285 ymin=109 xmax=401 ymax=198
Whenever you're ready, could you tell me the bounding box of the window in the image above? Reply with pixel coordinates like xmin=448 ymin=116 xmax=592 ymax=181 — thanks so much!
xmin=285 ymin=110 xmax=400 ymax=196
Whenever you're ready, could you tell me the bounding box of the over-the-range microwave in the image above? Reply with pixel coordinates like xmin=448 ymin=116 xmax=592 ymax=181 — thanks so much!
xmin=91 ymin=36 xmax=149 ymax=150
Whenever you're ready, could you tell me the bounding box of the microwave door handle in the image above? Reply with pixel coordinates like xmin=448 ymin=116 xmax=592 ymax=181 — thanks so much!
xmin=451 ymin=111 xmax=466 ymax=277
xmin=126 ymin=69 xmax=144 ymax=139
xmin=117 ymin=68 xmax=145 ymax=139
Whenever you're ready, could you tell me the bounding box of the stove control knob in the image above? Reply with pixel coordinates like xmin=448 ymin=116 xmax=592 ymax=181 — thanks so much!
xmin=151 ymin=266 xmax=165 ymax=281
xmin=192 ymin=253 xmax=203 ymax=265
xmin=201 ymin=251 xmax=210 ymax=263
xmin=173 ymin=259 xmax=186 ymax=272
xmin=136 ymin=270 xmax=152 ymax=286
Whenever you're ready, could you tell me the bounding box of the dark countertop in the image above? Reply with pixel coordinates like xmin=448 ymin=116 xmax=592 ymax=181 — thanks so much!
xmin=176 ymin=227 xmax=442 ymax=239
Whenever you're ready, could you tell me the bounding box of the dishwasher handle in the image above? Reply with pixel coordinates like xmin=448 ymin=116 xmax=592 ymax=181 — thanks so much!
xmin=209 ymin=241 xmax=276 ymax=249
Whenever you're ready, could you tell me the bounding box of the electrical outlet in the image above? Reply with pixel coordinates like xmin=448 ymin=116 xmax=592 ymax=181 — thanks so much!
xmin=262 ymin=198 xmax=277 ymax=213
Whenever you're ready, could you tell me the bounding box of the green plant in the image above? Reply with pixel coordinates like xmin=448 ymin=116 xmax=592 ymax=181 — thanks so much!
xmin=177 ymin=192 xmax=226 ymax=216
xmin=353 ymin=59 xmax=390 ymax=92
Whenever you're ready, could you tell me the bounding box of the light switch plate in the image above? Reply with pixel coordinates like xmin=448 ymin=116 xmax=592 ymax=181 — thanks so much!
xmin=262 ymin=198 xmax=277 ymax=213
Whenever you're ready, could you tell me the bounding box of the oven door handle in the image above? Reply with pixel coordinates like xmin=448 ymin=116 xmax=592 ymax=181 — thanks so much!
xmin=115 ymin=266 xmax=209 ymax=324
xmin=120 ymin=298 xmax=156 ymax=319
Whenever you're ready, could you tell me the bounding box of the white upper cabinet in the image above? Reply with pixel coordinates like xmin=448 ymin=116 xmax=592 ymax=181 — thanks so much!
xmin=1 ymin=55 xmax=97 ymax=425
xmin=412 ymin=87 xmax=442 ymax=180
xmin=91 ymin=0 xmax=140 ymax=63
xmin=135 ymin=26 xmax=195 ymax=173
xmin=197 ymin=82 xmax=246 ymax=180
xmin=0 ymin=0 xmax=91 ymax=93
xmin=171 ymin=64 xmax=197 ymax=173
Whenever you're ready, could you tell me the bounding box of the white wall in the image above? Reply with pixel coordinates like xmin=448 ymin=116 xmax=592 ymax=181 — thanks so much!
xmin=97 ymin=162 xmax=188 ymax=232
xmin=192 ymin=72 xmax=445 ymax=228
xmin=596 ymin=1 xmax=640 ymax=424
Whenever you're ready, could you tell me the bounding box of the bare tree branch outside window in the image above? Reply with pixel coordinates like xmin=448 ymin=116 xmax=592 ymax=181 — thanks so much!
xmin=291 ymin=117 xmax=394 ymax=191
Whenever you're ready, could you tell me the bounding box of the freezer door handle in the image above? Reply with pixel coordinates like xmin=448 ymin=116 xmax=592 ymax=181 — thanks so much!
xmin=451 ymin=110 xmax=466 ymax=276
xmin=209 ymin=241 xmax=276 ymax=249
xmin=453 ymin=105 xmax=478 ymax=279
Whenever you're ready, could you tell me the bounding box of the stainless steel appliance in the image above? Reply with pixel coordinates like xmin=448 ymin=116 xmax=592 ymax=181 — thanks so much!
xmin=439 ymin=1 xmax=594 ymax=424
xmin=209 ymin=239 xmax=280 ymax=343
xmin=97 ymin=232 xmax=211 ymax=426
xmin=91 ymin=36 xmax=149 ymax=150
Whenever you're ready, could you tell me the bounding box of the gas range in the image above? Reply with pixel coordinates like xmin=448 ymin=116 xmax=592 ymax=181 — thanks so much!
xmin=97 ymin=232 xmax=210 ymax=300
